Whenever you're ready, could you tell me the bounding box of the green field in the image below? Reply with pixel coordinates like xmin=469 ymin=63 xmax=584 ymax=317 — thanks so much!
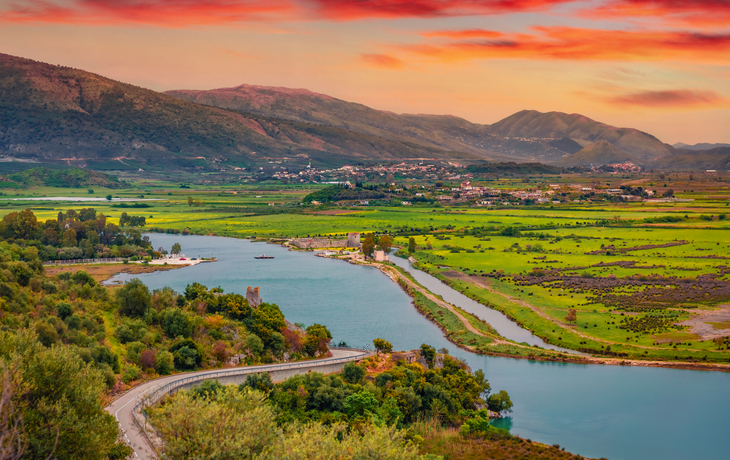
xmin=4 ymin=178 xmax=730 ymax=364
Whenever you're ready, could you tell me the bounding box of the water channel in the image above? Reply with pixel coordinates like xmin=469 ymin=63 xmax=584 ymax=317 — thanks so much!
xmin=116 ymin=234 xmax=730 ymax=460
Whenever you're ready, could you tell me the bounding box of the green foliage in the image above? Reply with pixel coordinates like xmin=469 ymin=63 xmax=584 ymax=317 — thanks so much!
xmin=245 ymin=333 xmax=264 ymax=355
xmin=408 ymin=237 xmax=417 ymax=253
xmin=460 ymin=410 xmax=511 ymax=439
xmin=162 ymin=308 xmax=193 ymax=338
xmin=373 ymin=338 xmax=394 ymax=353
xmin=342 ymin=362 xmax=366 ymax=384
xmin=0 ymin=331 xmax=122 ymax=460
xmin=362 ymin=233 xmax=376 ymax=257
xmin=6 ymin=167 xmax=126 ymax=189
xmin=155 ymin=350 xmax=175 ymax=375
xmin=147 ymin=387 xmax=278 ymax=460
xmin=377 ymin=234 xmax=393 ymax=253
xmin=487 ymin=390 xmax=514 ymax=414
xmin=189 ymin=379 xmax=225 ymax=400
xmin=170 ymin=339 xmax=202 ymax=370
xmin=56 ymin=302 xmax=72 ymax=319
xmin=420 ymin=344 xmax=436 ymax=368
xmin=116 ymin=278 xmax=152 ymax=317
xmin=240 ymin=373 xmax=275 ymax=394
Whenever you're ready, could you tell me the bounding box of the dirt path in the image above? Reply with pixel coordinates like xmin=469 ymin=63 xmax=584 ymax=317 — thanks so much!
xmin=377 ymin=265 xmax=510 ymax=345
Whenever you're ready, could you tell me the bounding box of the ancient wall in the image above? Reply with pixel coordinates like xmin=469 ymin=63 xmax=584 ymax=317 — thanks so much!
xmin=290 ymin=238 xmax=350 ymax=249
xmin=246 ymin=286 xmax=262 ymax=308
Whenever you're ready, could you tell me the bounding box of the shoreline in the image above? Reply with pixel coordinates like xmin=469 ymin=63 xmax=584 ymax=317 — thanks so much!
xmin=45 ymin=262 xmax=189 ymax=283
xmin=352 ymin=255 xmax=730 ymax=373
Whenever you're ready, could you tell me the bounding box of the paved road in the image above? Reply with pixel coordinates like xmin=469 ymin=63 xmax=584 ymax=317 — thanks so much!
xmin=106 ymin=348 xmax=368 ymax=460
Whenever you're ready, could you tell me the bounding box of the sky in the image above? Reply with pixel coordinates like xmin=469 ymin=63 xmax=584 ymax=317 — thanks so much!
xmin=1 ymin=0 xmax=729 ymax=144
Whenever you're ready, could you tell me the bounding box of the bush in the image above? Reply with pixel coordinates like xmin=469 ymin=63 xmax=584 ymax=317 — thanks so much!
xmin=163 ymin=308 xmax=193 ymax=338
xmin=155 ymin=350 xmax=174 ymax=375
xmin=121 ymin=365 xmax=141 ymax=384
xmin=56 ymin=302 xmax=73 ymax=319
xmin=170 ymin=339 xmax=202 ymax=370
xmin=342 ymin=362 xmax=366 ymax=384
xmin=116 ymin=278 xmax=152 ymax=317
xmin=373 ymin=338 xmax=393 ymax=353
xmin=140 ymin=349 xmax=157 ymax=370
xmin=240 ymin=373 xmax=274 ymax=393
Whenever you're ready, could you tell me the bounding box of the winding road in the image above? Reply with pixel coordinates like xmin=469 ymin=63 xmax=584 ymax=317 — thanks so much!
xmin=106 ymin=348 xmax=369 ymax=460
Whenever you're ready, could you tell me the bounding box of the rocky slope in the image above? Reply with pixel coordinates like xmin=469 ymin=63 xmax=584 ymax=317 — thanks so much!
xmin=0 ymin=53 xmax=481 ymax=169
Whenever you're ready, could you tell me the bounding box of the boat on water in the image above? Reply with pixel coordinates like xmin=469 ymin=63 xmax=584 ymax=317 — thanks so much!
xmin=254 ymin=255 xmax=275 ymax=259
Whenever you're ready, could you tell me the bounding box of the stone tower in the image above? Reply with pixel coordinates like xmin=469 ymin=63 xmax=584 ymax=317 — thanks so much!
xmin=246 ymin=286 xmax=262 ymax=308
xmin=347 ymin=232 xmax=361 ymax=248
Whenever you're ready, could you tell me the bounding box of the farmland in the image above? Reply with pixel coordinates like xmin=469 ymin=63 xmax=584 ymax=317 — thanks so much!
xmin=4 ymin=173 xmax=730 ymax=365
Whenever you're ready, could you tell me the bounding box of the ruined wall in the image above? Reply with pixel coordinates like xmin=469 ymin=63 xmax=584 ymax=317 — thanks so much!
xmin=246 ymin=286 xmax=262 ymax=308
xmin=290 ymin=238 xmax=350 ymax=249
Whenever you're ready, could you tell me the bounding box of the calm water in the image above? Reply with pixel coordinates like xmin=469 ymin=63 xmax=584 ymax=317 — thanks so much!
xmin=125 ymin=234 xmax=730 ymax=460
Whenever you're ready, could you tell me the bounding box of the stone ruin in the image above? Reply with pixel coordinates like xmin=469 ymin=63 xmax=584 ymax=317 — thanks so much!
xmin=246 ymin=286 xmax=262 ymax=308
xmin=290 ymin=232 xmax=361 ymax=249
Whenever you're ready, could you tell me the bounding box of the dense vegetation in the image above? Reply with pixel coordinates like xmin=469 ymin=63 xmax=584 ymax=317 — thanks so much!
xmin=2 ymin=167 xmax=127 ymax=189
xmin=0 ymin=208 xmax=151 ymax=260
xmin=303 ymin=184 xmax=385 ymax=203
xmin=147 ymin=346 xmax=545 ymax=460
xmin=0 ymin=225 xmax=333 ymax=458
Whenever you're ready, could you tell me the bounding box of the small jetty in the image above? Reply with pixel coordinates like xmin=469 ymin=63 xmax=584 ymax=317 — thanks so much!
xmin=254 ymin=254 xmax=275 ymax=259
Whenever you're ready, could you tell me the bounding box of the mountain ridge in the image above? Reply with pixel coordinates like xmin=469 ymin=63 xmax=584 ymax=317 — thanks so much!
xmin=0 ymin=52 xmax=694 ymax=169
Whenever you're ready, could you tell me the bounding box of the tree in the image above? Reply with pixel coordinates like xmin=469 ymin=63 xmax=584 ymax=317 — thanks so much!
xmin=116 ymin=278 xmax=152 ymax=317
xmin=106 ymin=194 xmax=112 ymax=201
xmin=407 ymin=237 xmax=416 ymax=253
xmin=0 ymin=331 xmax=126 ymax=460
xmin=342 ymin=362 xmax=366 ymax=384
xmin=245 ymin=333 xmax=264 ymax=356
xmin=171 ymin=242 xmax=182 ymax=255
xmin=156 ymin=350 xmax=175 ymax=375
xmin=487 ymin=390 xmax=513 ymax=413
xmin=147 ymin=387 xmax=278 ymax=460
xmin=170 ymin=340 xmax=202 ymax=370
xmin=420 ymin=344 xmax=436 ymax=368
xmin=361 ymin=233 xmax=375 ymax=257
xmin=373 ymin=338 xmax=393 ymax=353
xmin=565 ymin=308 xmax=577 ymax=323
xmin=187 ymin=196 xmax=194 ymax=207
xmin=376 ymin=235 xmax=392 ymax=253
xmin=663 ymin=189 xmax=674 ymax=198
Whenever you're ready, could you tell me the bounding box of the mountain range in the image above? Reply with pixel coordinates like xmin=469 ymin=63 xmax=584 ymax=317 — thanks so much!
xmin=0 ymin=52 xmax=725 ymax=170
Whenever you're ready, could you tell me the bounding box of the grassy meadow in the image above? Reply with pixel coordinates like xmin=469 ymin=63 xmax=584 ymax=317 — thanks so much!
xmin=4 ymin=175 xmax=730 ymax=364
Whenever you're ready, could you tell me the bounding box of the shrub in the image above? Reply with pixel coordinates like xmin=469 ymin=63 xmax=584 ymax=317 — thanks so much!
xmin=155 ymin=350 xmax=174 ymax=375
xmin=342 ymin=362 xmax=366 ymax=384
xmin=56 ymin=302 xmax=73 ymax=319
xmin=116 ymin=278 xmax=152 ymax=317
xmin=140 ymin=349 xmax=157 ymax=370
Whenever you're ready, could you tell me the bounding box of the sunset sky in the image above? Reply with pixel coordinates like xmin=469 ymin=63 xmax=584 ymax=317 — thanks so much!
xmin=1 ymin=0 xmax=729 ymax=144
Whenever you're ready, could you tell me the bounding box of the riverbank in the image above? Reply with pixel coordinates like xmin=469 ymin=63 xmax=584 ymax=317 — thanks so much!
xmin=391 ymin=256 xmax=730 ymax=372
xmin=45 ymin=262 xmax=187 ymax=283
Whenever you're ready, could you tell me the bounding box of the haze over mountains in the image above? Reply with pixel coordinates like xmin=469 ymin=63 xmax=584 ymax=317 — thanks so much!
xmin=0 ymin=52 xmax=726 ymax=170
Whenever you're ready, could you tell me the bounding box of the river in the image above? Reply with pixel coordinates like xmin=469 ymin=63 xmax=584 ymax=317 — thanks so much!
xmin=117 ymin=234 xmax=730 ymax=460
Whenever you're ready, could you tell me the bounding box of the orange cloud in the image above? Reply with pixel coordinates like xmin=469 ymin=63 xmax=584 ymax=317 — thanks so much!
xmin=403 ymin=27 xmax=730 ymax=63
xmin=2 ymin=0 xmax=295 ymax=26
xmin=584 ymin=0 xmax=730 ymax=28
xmin=422 ymin=29 xmax=505 ymax=39
xmin=361 ymin=53 xmax=404 ymax=69
xmin=309 ymin=0 xmax=578 ymax=20
xmin=0 ymin=0 xmax=584 ymax=25
xmin=608 ymin=89 xmax=727 ymax=107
